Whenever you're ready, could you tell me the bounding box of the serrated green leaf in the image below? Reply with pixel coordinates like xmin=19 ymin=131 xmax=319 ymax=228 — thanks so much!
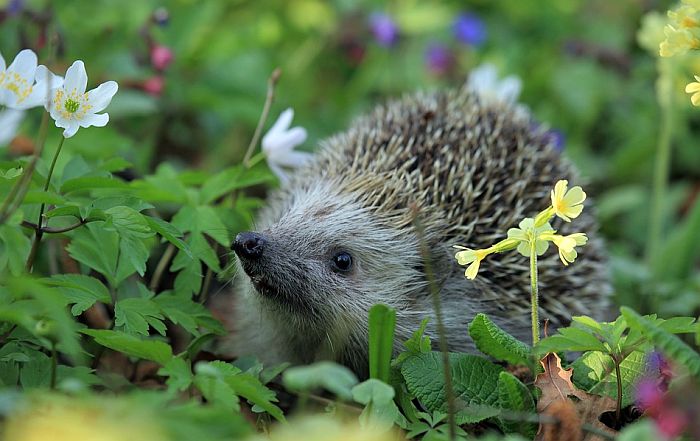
xmin=144 ymin=216 xmax=191 ymax=257
xmin=621 ymin=307 xmax=700 ymax=380
xmin=283 ymin=361 xmax=358 ymax=400
xmin=369 ymin=304 xmax=396 ymax=384
xmin=81 ymin=329 xmax=173 ymax=365
xmin=0 ymin=224 xmax=31 ymax=276
xmin=401 ymin=351 xmax=503 ymax=424
xmin=115 ymin=298 xmax=167 ymax=336
xmin=44 ymin=274 xmax=112 ymax=315
xmin=469 ymin=313 xmax=531 ymax=366
xmin=159 ymin=357 xmax=193 ymax=392
xmin=226 ymin=372 xmax=285 ymax=422
xmin=571 ymin=349 xmax=648 ymax=407
xmin=154 ymin=293 xmax=225 ymax=336
xmin=497 ymin=372 xmax=537 ymax=438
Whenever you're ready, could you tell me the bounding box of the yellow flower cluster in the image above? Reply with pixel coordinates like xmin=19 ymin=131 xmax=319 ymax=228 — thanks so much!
xmin=659 ymin=0 xmax=700 ymax=105
xmin=454 ymin=180 xmax=588 ymax=279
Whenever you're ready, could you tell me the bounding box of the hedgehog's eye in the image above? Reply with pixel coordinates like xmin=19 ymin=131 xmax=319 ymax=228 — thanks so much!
xmin=331 ymin=251 xmax=353 ymax=273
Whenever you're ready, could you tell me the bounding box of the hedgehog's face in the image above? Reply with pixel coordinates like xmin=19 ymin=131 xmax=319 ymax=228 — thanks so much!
xmin=232 ymin=180 xmax=427 ymax=342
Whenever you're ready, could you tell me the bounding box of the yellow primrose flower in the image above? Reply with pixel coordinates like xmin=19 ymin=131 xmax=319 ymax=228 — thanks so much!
xmin=506 ymin=218 xmax=554 ymax=257
xmin=541 ymin=232 xmax=588 ymax=266
xmin=686 ymin=75 xmax=700 ymax=105
xmin=550 ymin=180 xmax=586 ymax=222
xmin=669 ymin=5 xmax=700 ymax=29
xmin=454 ymin=246 xmax=493 ymax=280
xmin=659 ymin=24 xmax=700 ymax=57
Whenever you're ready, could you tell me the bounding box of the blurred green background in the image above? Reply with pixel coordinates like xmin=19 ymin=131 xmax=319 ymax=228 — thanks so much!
xmin=2 ymin=0 xmax=699 ymax=317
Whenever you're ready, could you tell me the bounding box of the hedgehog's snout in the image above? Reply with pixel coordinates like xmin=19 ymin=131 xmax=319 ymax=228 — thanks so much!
xmin=232 ymin=231 xmax=266 ymax=260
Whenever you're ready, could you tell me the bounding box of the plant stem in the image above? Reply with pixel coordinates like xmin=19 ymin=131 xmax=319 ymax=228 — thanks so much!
xmin=149 ymin=243 xmax=176 ymax=291
xmin=413 ymin=209 xmax=456 ymax=441
xmin=243 ymin=68 xmax=281 ymax=166
xmin=50 ymin=342 xmax=57 ymax=389
xmin=26 ymin=137 xmax=66 ymax=272
xmin=646 ymin=59 xmax=673 ymax=271
xmin=21 ymin=218 xmax=90 ymax=234
xmin=530 ymin=240 xmax=540 ymax=345
xmin=614 ymin=355 xmax=622 ymax=424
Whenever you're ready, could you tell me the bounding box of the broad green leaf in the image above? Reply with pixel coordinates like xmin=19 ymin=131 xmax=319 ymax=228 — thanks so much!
xmin=104 ymin=206 xmax=154 ymax=238
xmin=115 ymin=298 xmax=167 ymax=336
xmin=401 ymin=351 xmax=502 ymax=424
xmin=352 ymin=379 xmax=407 ymax=430
xmin=0 ymin=224 xmax=31 ymax=276
xmin=369 ymin=304 xmax=396 ymax=383
xmin=154 ymin=293 xmax=225 ymax=336
xmin=621 ymin=307 xmax=700 ymax=379
xmin=43 ymin=205 xmax=81 ymax=219
xmin=571 ymin=349 xmax=647 ymax=407
xmin=468 ymin=313 xmax=531 ymax=366
xmin=23 ymin=190 xmax=65 ymax=205
xmin=199 ymin=164 xmax=275 ymax=204
xmin=44 ymin=274 xmax=112 ymax=315
xmin=61 ymin=176 xmax=127 ymax=193
xmin=283 ymin=361 xmax=358 ymax=400
xmin=394 ymin=318 xmax=431 ymax=365
xmin=536 ymin=326 xmax=608 ymax=354
xmin=617 ymin=419 xmax=663 ymax=441
xmin=100 ymin=157 xmax=132 ymax=172
xmin=81 ymin=329 xmax=173 ymax=365
xmin=497 ymin=372 xmax=537 ymax=438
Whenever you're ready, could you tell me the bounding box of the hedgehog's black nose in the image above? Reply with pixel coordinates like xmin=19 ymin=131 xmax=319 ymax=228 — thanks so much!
xmin=232 ymin=232 xmax=266 ymax=260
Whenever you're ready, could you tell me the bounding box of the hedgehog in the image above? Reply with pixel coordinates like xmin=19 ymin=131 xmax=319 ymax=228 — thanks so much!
xmin=229 ymin=82 xmax=610 ymax=377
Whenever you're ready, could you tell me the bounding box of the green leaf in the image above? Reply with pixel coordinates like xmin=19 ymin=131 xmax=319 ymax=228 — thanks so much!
xmin=44 ymin=205 xmax=81 ymax=219
xmin=571 ymin=349 xmax=648 ymax=407
xmin=225 ymin=372 xmax=285 ymax=422
xmin=394 ymin=318 xmax=431 ymax=365
xmin=193 ymin=362 xmax=240 ymax=412
xmin=81 ymin=329 xmax=173 ymax=365
xmin=283 ymin=361 xmax=359 ymax=400
xmin=621 ymin=307 xmax=700 ymax=380
xmin=61 ymin=176 xmax=127 ymax=193
xmin=497 ymin=372 xmax=537 ymax=438
xmin=44 ymin=274 xmax=112 ymax=315
xmin=400 ymin=351 xmax=502 ymax=424
xmin=352 ymin=379 xmax=407 ymax=430
xmin=369 ymin=304 xmax=396 ymax=383
xmin=114 ymin=298 xmax=167 ymax=336
xmin=23 ymin=190 xmax=66 ymax=205
xmin=154 ymin=293 xmax=225 ymax=336
xmin=199 ymin=164 xmax=275 ymax=204
xmin=617 ymin=419 xmax=663 ymax=441
xmin=536 ymin=326 xmax=608 ymax=354
xmin=468 ymin=313 xmax=531 ymax=366
xmin=0 ymin=224 xmax=31 ymax=276
xmin=159 ymin=357 xmax=193 ymax=392
xmin=144 ymin=216 xmax=191 ymax=257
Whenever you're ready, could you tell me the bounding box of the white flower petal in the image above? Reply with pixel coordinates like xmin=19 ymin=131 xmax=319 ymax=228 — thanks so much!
xmin=7 ymin=49 xmax=38 ymax=82
xmin=468 ymin=64 xmax=497 ymax=92
xmin=62 ymin=122 xmax=80 ymax=138
xmin=35 ymin=65 xmax=64 ymax=89
xmin=497 ymin=76 xmax=522 ymax=103
xmin=0 ymin=51 xmax=6 ymax=72
xmin=63 ymin=60 xmax=88 ymax=94
xmin=78 ymin=113 xmax=109 ymax=128
xmin=271 ymin=150 xmax=314 ymax=168
xmin=265 ymin=126 xmax=308 ymax=154
xmin=86 ymin=81 xmax=118 ymax=113
xmin=267 ymin=161 xmax=290 ymax=185
xmin=0 ymin=108 xmax=25 ymax=145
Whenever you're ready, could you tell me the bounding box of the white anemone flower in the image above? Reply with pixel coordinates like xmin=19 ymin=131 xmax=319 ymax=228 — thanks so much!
xmin=47 ymin=60 xmax=118 ymax=138
xmin=262 ymin=108 xmax=313 ymax=184
xmin=0 ymin=49 xmax=63 ymax=109
xmin=467 ymin=63 xmax=522 ymax=105
xmin=0 ymin=108 xmax=25 ymax=146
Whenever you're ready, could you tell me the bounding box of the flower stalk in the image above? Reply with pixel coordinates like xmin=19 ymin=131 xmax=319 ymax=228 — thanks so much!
xmin=530 ymin=239 xmax=540 ymax=344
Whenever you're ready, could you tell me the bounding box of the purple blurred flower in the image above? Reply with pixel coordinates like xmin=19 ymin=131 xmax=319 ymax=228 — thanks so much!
xmin=453 ymin=13 xmax=486 ymax=46
xmin=425 ymin=43 xmax=454 ymax=75
xmin=7 ymin=0 xmax=24 ymax=16
xmin=546 ymin=129 xmax=565 ymax=152
xmin=153 ymin=7 xmax=169 ymax=26
xmin=635 ymin=377 xmax=664 ymax=411
xmin=369 ymin=12 xmax=399 ymax=47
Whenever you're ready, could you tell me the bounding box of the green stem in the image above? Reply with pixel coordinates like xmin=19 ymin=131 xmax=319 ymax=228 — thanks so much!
xmin=530 ymin=240 xmax=540 ymax=345
xmin=614 ymin=355 xmax=622 ymax=425
xmin=149 ymin=243 xmax=176 ymax=292
xmin=50 ymin=342 xmax=57 ymax=389
xmin=646 ymin=59 xmax=673 ymax=270
xmin=25 ymin=137 xmax=66 ymax=272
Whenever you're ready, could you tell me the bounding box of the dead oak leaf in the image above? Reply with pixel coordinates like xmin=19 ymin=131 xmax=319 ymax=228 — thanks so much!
xmin=535 ymin=352 xmax=618 ymax=441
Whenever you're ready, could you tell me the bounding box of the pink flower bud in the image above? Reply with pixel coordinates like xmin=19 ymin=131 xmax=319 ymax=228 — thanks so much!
xmin=150 ymin=45 xmax=173 ymax=71
xmin=143 ymin=76 xmax=164 ymax=96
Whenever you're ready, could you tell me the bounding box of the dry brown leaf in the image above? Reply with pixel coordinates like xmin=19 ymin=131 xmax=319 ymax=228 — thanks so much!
xmin=535 ymin=353 xmax=618 ymax=441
